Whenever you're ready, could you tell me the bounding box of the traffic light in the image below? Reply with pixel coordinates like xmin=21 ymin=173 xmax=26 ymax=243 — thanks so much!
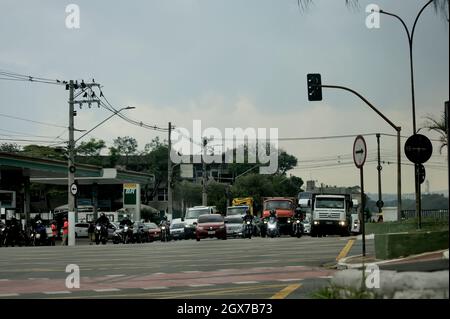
xmin=307 ymin=73 xmax=322 ymax=101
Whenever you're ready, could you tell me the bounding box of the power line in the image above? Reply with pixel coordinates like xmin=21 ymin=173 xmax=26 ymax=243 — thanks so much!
xmin=0 ymin=112 xmax=67 ymax=129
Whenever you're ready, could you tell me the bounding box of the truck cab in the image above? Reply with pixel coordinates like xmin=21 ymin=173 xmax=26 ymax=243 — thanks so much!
xmin=301 ymin=194 xmax=353 ymax=237
xmin=262 ymin=197 xmax=296 ymax=235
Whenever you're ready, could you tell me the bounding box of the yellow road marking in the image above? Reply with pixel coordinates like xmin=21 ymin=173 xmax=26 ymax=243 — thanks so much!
xmin=336 ymin=238 xmax=355 ymax=261
xmin=270 ymin=284 xmax=302 ymax=299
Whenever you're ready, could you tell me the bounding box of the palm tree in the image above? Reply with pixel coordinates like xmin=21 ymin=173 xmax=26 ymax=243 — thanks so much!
xmin=423 ymin=113 xmax=448 ymax=153
xmin=297 ymin=0 xmax=449 ymax=21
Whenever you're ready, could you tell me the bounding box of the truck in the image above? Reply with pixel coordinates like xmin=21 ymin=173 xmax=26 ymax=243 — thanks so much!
xmin=227 ymin=197 xmax=254 ymax=217
xmin=262 ymin=197 xmax=296 ymax=235
xmin=299 ymin=193 xmax=354 ymax=237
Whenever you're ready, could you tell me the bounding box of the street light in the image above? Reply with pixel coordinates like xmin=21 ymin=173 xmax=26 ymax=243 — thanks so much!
xmin=379 ymin=0 xmax=435 ymax=229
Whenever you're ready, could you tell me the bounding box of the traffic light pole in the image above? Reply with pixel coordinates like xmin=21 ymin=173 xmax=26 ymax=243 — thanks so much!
xmin=376 ymin=134 xmax=383 ymax=220
xmin=167 ymin=122 xmax=173 ymax=217
xmin=319 ymin=84 xmax=402 ymax=220
xmin=202 ymin=138 xmax=207 ymax=206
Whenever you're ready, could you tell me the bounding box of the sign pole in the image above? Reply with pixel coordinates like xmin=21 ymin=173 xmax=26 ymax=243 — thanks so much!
xmin=360 ymin=166 xmax=366 ymax=257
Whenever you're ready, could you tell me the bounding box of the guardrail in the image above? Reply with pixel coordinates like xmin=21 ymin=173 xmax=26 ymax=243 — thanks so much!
xmin=401 ymin=209 xmax=449 ymax=220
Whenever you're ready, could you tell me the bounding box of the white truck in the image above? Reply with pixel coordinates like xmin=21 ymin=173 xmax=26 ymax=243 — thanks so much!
xmin=299 ymin=193 xmax=355 ymax=237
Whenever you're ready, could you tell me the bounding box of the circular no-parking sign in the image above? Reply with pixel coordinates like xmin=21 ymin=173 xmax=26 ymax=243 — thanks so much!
xmin=70 ymin=183 xmax=78 ymax=196
xmin=353 ymin=135 xmax=367 ymax=168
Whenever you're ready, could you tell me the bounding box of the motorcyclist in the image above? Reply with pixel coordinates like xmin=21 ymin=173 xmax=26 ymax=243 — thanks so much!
xmin=8 ymin=217 xmax=21 ymax=246
xmin=34 ymin=220 xmax=48 ymax=245
xmin=269 ymin=209 xmax=277 ymax=222
xmin=120 ymin=214 xmax=133 ymax=227
xmin=96 ymin=213 xmax=110 ymax=227
xmin=242 ymin=209 xmax=253 ymax=223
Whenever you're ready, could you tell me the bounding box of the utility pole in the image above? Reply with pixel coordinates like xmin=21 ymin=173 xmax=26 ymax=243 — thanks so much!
xmin=68 ymin=80 xmax=76 ymax=246
xmin=376 ymin=134 xmax=383 ymax=221
xmin=446 ymin=101 xmax=449 ymax=222
xmin=167 ymin=122 xmax=173 ymax=217
xmin=397 ymin=128 xmax=402 ymax=220
xmin=202 ymin=137 xmax=207 ymax=206
xmin=66 ymin=80 xmax=101 ymax=246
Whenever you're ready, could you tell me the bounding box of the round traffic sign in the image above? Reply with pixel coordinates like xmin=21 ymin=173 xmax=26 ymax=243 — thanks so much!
xmin=70 ymin=183 xmax=78 ymax=196
xmin=353 ymin=135 xmax=367 ymax=168
xmin=69 ymin=165 xmax=76 ymax=173
xmin=376 ymin=200 xmax=384 ymax=209
xmin=404 ymin=134 xmax=433 ymax=164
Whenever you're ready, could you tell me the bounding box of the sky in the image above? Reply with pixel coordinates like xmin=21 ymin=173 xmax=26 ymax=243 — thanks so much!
xmin=0 ymin=0 xmax=448 ymax=195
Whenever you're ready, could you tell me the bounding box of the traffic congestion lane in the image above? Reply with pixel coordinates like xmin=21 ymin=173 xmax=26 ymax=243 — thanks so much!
xmin=0 ymin=236 xmax=374 ymax=298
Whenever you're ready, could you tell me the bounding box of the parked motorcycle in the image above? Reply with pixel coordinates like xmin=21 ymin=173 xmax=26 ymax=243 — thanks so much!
xmin=94 ymin=223 xmax=108 ymax=245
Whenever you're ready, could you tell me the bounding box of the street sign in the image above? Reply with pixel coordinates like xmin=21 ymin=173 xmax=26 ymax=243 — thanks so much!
xmin=353 ymin=135 xmax=367 ymax=168
xmin=69 ymin=165 xmax=76 ymax=173
xmin=376 ymin=200 xmax=384 ymax=209
xmin=404 ymin=134 xmax=433 ymax=164
xmin=70 ymin=183 xmax=78 ymax=196
xmin=418 ymin=163 xmax=426 ymax=185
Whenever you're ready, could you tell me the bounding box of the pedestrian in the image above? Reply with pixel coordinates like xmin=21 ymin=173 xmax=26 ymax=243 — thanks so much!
xmin=88 ymin=221 xmax=95 ymax=245
xmin=50 ymin=221 xmax=57 ymax=246
xmin=61 ymin=217 xmax=69 ymax=246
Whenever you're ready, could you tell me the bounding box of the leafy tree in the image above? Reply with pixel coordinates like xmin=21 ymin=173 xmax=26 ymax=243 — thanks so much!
xmin=206 ymin=181 xmax=228 ymax=214
xmin=76 ymin=138 xmax=106 ymax=156
xmin=0 ymin=143 xmax=21 ymax=153
xmin=423 ymin=112 xmax=448 ymax=153
xmin=21 ymin=145 xmax=66 ymax=160
xmin=112 ymin=136 xmax=138 ymax=164
xmin=173 ymin=180 xmax=202 ymax=210
xmin=278 ymin=150 xmax=298 ymax=175
xmin=231 ymin=174 xmax=276 ymax=214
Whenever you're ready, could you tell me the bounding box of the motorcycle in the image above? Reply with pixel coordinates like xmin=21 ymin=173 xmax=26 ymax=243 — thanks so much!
xmin=292 ymin=218 xmax=303 ymax=238
xmin=260 ymin=219 xmax=268 ymax=238
xmin=122 ymin=224 xmax=133 ymax=244
xmin=160 ymin=223 xmax=170 ymax=242
xmin=266 ymin=217 xmax=279 ymax=238
xmin=94 ymin=223 xmax=108 ymax=245
xmin=243 ymin=220 xmax=253 ymax=239
xmin=30 ymin=223 xmax=48 ymax=246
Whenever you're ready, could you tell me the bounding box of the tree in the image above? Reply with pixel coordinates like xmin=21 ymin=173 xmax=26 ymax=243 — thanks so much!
xmin=0 ymin=143 xmax=21 ymax=153
xmin=21 ymin=145 xmax=66 ymax=160
xmin=112 ymin=136 xmax=138 ymax=164
xmin=206 ymin=181 xmax=228 ymax=214
xmin=231 ymin=174 xmax=276 ymax=213
xmin=423 ymin=112 xmax=448 ymax=153
xmin=75 ymin=138 xmax=106 ymax=156
xmin=145 ymin=138 xmax=169 ymax=201
xmin=277 ymin=150 xmax=298 ymax=175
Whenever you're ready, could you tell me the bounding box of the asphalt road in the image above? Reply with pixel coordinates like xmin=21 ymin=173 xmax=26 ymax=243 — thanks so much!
xmin=0 ymin=235 xmax=374 ymax=299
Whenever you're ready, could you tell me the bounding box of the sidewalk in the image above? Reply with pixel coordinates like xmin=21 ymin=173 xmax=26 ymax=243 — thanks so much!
xmin=337 ymin=249 xmax=449 ymax=270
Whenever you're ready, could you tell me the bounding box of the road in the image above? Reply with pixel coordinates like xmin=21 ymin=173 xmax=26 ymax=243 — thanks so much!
xmin=0 ymin=236 xmax=373 ymax=299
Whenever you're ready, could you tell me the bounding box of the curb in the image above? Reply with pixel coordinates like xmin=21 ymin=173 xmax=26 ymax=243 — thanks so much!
xmin=338 ymin=249 xmax=449 ymax=269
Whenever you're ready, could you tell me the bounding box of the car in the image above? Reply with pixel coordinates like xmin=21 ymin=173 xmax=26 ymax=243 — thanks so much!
xmin=183 ymin=206 xmax=216 ymax=239
xmin=75 ymin=223 xmax=89 ymax=238
xmin=107 ymin=222 xmax=119 ymax=239
xmin=196 ymin=214 xmax=227 ymax=241
xmin=147 ymin=222 xmax=161 ymax=242
xmin=224 ymin=216 xmax=243 ymax=238
xmin=169 ymin=219 xmax=186 ymax=240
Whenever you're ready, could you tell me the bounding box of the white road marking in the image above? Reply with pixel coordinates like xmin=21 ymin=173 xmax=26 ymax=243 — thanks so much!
xmin=28 ymin=278 xmax=50 ymax=280
xmin=183 ymin=271 xmax=201 ymax=273
xmin=44 ymin=291 xmax=72 ymax=295
xmin=233 ymin=281 xmax=259 ymax=285
xmin=105 ymin=275 xmax=126 ymax=278
xmin=278 ymin=278 xmax=304 ymax=282
xmin=142 ymin=286 xmax=168 ymax=290
xmin=0 ymin=293 xmax=19 ymax=297
xmin=319 ymin=276 xmax=333 ymax=279
xmin=0 ymin=279 xmax=10 ymax=282
xmin=153 ymin=272 xmax=166 ymax=275
xmin=94 ymin=288 xmax=121 ymax=292
xmin=188 ymin=284 xmax=214 ymax=287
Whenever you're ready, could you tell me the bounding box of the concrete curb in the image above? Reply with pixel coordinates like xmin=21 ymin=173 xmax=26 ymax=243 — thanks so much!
xmin=337 ymin=249 xmax=449 ymax=270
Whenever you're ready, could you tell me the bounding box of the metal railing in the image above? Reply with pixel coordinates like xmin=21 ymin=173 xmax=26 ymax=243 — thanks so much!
xmin=401 ymin=209 xmax=449 ymax=220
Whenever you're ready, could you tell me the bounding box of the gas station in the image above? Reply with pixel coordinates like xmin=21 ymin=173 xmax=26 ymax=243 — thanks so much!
xmin=0 ymin=151 xmax=153 ymax=238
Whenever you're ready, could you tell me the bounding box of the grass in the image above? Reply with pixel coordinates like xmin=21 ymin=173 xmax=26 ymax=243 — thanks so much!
xmin=365 ymin=218 xmax=448 ymax=235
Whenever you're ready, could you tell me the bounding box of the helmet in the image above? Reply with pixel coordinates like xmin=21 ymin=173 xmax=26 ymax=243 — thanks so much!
xmin=100 ymin=213 xmax=105 ymax=217
xmin=246 ymin=210 xmax=251 ymax=215
xmin=123 ymin=214 xmax=128 ymax=218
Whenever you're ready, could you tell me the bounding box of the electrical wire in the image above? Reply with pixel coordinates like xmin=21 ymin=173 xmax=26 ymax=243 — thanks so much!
xmin=0 ymin=112 xmax=67 ymax=129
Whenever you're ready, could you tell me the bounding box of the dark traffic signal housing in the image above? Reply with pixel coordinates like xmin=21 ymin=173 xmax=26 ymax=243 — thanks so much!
xmin=307 ymin=73 xmax=322 ymax=101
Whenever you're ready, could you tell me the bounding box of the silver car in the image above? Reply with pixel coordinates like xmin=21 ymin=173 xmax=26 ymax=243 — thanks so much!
xmin=170 ymin=219 xmax=186 ymax=240
xmin=225 ymin=216 xmax=244 ymax=238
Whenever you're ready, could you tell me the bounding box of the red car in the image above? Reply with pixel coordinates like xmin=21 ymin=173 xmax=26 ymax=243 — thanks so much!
xmin=196 ymin=214 xmax=227 ymax=241
xmin=146 ymin=223 xmax=161 ymax=242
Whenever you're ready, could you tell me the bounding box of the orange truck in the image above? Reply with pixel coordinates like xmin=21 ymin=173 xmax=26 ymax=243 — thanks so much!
xmin=262 ymin=197 xmax=297 ymax=235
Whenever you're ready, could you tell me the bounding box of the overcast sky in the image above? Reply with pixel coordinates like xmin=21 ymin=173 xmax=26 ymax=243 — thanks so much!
xmin=0 ymin=0 xmax=448 ymax=195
